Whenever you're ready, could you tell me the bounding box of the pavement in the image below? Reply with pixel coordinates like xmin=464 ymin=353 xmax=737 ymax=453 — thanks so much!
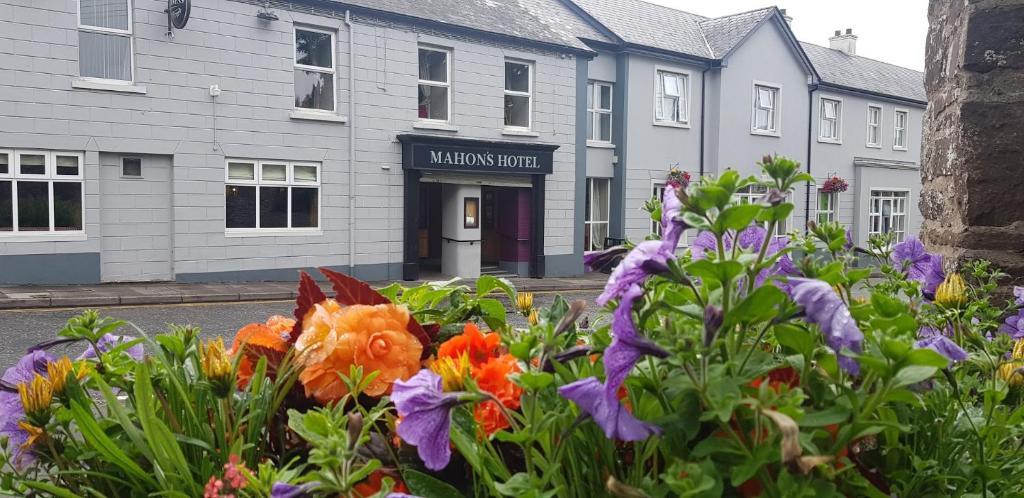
xmin=0 ymin=273 xmax=609 ymax=310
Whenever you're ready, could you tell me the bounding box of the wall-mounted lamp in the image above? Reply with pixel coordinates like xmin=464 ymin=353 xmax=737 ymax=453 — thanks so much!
xmin=464 ymin=197 xmax=480 ymax=229
xmin=256 ymin=2 xmax=279 ymax=21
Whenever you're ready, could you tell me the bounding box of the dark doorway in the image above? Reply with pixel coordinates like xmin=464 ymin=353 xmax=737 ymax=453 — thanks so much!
xmin=417 ymin=182 xmax=443 ymax=273
xmin=480 ymin=186 xmax=531 ymax=277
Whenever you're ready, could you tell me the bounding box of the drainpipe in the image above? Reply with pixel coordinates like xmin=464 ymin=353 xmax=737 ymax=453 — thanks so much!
xmin=345 ymin=11 xmax=356 ymax=274
xmin=698 ymin=66 xmax=710 ymax=177
xmin=805 ymin=83 xmax=818 ymax=232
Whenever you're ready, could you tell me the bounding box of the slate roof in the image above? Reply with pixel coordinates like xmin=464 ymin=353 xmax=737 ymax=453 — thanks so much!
xmin=330 ymin=0 xmax=611 ymax=52
xmin=800 ymin=42 xmax=925 ymax=103
xmin=568 ymin=0 xmax=714 ymax=58
xmin=697 ymin=7 xmax=775 ymax=57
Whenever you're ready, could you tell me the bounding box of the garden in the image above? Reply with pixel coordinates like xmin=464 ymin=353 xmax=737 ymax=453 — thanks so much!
xmin=3 ymin=156 xmax=1024 ymax=497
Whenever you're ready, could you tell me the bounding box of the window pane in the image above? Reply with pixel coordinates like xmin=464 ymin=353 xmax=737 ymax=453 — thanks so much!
xmin=662 ymin=96 xmax=678 ymax=122
xmin=0 ymin=181 xmax=11 ymax=231
xmin=295 ymin=30 xmax=332 ymax=68
xmin=505 ymin=62 xmax=529 ymax=92
xmin=55 ymin=155 xmax=80 ymax=176
xmin=259 ymin=186 xmax=288 ymax=228
xmin=584 ymin=179 xmax=592 ymax=221
xmin=592 ymin=223 xmax=608 ymax=251
xmin=0 ymin=152 xmax=8 ymax=175
xmin=225 ymin=185 xmax=256 ymax=228
xmin=262 ymin=163 xmax=287 ymax=182
xmin=586 ymin=110 xmax=594 ymax=140
xmin=504 ymin=95 xmax=530 ymax=127
xmin=418 ymin=49 xmax=447 ymax=83
xmin=599 ymin=85 xmax=612 ymax=110
xmin=122 ymin=157 xmax=142 ymax=177
xmin=291 ymin=187 xmax=318 ymax=228
xmin=79 ymin=0 xmax=129 ymax=31
xmin=418 ymin=85 xmax=448 ymax=121
xmin=19 ymin=154 xmax=45 ymax=175
xmin=53 ymin=182 xmax=82 ymax=231
xmin=294 ymin=165 xmax=317 ymax=183
xmin=294 ymin=69 xmax=334 ymax=111
xmin=594 ymin=179 xmax=609 ymax=222
xmin=661 ymin=73 xmax=679 ymax=96
xmin=79 ymin=31 xmax=131 ymax=81
xmin=227 ymin=162 xmax=255 ymax=181
xmin=587 ymin=83 xmax=594 ymax=109
xmin=17 ymin=181 xmax=49 ymax=231
xmin=598 ymin=113 xmax=611 ymax=142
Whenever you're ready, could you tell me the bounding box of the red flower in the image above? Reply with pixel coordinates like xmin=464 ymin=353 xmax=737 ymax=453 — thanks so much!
xmin=437 ymin=323 xmax=502 ymax=367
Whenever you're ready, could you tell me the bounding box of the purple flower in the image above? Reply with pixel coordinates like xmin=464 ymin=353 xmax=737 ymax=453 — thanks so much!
xmin=789 ymin=278 xmax=864 ymax=375
xmin=693 ymin=225 xmax=796 ymax=289
xmin=596 ymin=241 xmax=674 ymax=306
xmin=891 ymin=238 xmax=944 ymax=296
xmin=558 ymin=377 xmax=659 ymax=441
xmin=0 ymin=350 xmax=53 ymax=469
xmin=915 ymin=327 xmax=967 ymax=367
xmin=603 ymin=284 xmax=669 ymax=398
xmin=78 ymin=334 xmax=144 ymax=361
xmin=1000 ymin=311 xmax=1024 ymax=339
xmin=1014 ymin=286 xmax=1024 ymax=306
xmin=270 ymin=482 xmax=316 ymax=498
xmin=584 ymin=246 xmax=629 ymax=273
xmin=844 ymin=229 xmax=854 ymax=251
xmin=391 ymin=369 xmax=463 ymax=471
xmin=660 ymin=185 xmax=686 ymax=249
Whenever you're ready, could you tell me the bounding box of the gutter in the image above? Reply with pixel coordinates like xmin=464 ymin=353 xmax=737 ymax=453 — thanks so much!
xmin=805 ymin=83 xmax=818 ymax=233
xmin=345 ymin=10 xmax=356 ymax=274
xmin=816 ymin=82 xmax=926 ymax=107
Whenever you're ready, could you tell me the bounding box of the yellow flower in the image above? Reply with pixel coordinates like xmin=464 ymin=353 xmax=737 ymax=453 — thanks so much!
xmin=430 ymin=353 xmax=471 ymax=392
xmin=17 ymin=374 xmax=52 ymax=418
xmin=17 ymin=421 xmax=44 ymax=451
xmin=935 ymin=273 xmax=967 ymax=308
xmin=200 ymin=338 xmax=234 ymax=397
xmin=46 ymin=356 xmax=75 ymax=396
xmin=527 ymin=309 xmax=540 ymax=327
xmin=998 ymin=361 xmax=1024 ymax=388
xmin=515 ymin=292 xmax=534 ymax=315
xmin=1012 ymin=339 xmax=1024 ymax=360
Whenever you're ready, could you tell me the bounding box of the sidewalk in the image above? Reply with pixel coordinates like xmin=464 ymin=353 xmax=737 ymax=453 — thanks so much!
xmin=0 ymin=273 xmax=609 ymax=310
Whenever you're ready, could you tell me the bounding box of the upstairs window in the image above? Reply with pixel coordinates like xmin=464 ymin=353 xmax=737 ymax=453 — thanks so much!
xmin=294 ymin=28 xmax=336 ymax=112
xmin=0 ymin=150 xmax=84 ymax=235
xmin=225 ymin=160 xmax=320 ymax=232
xmin=893 ymin=110 xmax=908 ymax=150
xmin=78 ymin=0 xmax=133 ymax=82
xmin=587 ymin=82 xmax=612 ymax=142
xmin=418 ymin=47 xmax=450 ymax=121
xmin=866 ymin=105 xmax=882 ymax=147
xmin=818 ymin=97 xmax=842 ymax=143
xmin=751 ymin=83 xmax=780 ymax=135
xmin=655 ymin=70 xmax=689 ymax=125
xmin=504 ymin=60 xmax=532 ymax=129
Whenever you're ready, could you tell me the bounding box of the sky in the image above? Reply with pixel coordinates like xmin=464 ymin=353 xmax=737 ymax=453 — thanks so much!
xmin=645 ymin=0 xmax=929 ymax=71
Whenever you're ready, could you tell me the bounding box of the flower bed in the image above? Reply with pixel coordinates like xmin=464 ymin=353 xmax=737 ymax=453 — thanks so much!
xmin=2 ymin=155 xmax=1024 ymax=497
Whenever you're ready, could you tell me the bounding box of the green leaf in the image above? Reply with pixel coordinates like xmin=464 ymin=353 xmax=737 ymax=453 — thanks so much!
xmin=477 ymin=275 xmax=515 ymax=298
xmin=728 ymin=285 xmax=785 ymax=325
xmin=68 ymin=398 xmax=155 ymax=488
xmin=516 ymin=372 xmax=554 ymax=391
xmin=716 ymin=204 xmax=762 ymax=232
xmin=760 ymin=203 xmax=794 ymax=224
xmin=775 ymin=324 xmax=816 ymax=358
xmin=800 ymin=405 xmax=851 ymax=427
xmin=22 ymin=481 xmax=86 ymax=498
xmin=904 ymin=348 xmax=950 ymax=368
xmin=893 ymin=365 xmax=938 ymax=387
xmin=495 ymin=473 xmax=534 ymax=497
xmin=478 ymin=298 xmax=507 ymax=327
xmin=404 ymin=469 xmax=465 ymax=498
xmin=686 ymin=259 xmax=744 ymax=283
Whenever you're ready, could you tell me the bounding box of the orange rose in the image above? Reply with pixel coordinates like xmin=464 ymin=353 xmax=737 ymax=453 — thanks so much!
xmin=472 ymin=354 xmax=522 ymax=434
xmin=437 ymin=323 xmax=501 ymax=367
xmin=231 ymin=315 xmax=294 ymax=389
xmin=295 ymin=299 xmax=423 ymax=402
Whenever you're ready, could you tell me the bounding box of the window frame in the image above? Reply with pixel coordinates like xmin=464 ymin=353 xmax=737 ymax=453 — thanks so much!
xmin=866 ymin=104 xmax=883 ymax=148
xmin=587 ymin=81 xmax=613 ymax=143
xmin=584 ymin=177 xmax=610 ymax=251
xmin=867 ymin=188 xmax=910 ymax=243
xmin=817 ymin=95 xmax=843 ymax=144
xmin=1 ymin=149 xmax=86 ymax=239
xmin=653 ymin=67 xmax=690 ymax=127
xmin=750 ymin=81 xmax=782 ymax=137
xmin=293 ymin=26 xmax=338 ymax=114
xmin=76 ymin=0 xmax=135 ymax=84
xmin=816 ymin=189 xmax=838 ymax=225
xmin=735 ymin=184 xmax=789 ymax=237
xmin=893 ymin=108 xmax=909 ymax=151
xmin=416 ymin=45 xmax=452 ymax=124
xmin=503 ymin=58 xmax=534 ymax=131
xmin=224 ymin=159 xmax=323 ymax=236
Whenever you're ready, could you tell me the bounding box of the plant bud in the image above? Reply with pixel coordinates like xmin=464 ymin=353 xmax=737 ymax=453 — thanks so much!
xmin=764 ymin=188 xmax=787 ymax=206
xmin=347 ymin=412 xmax=363 ymax=450
xmin=934 ymin=273 xmax=967 ymax=308
xmin=703 ymin=306 xmax=723 ymax=348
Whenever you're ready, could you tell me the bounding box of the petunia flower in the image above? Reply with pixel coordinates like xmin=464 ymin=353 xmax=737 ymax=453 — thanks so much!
xmin=603 ymin=284 xmax=668 ymax=398
xmin=915 ymin=327 xmax=968 ymax=367
xmin=583 ymin=245 xmax=630 ymax=273
xmin=788 ymin=278 xmax=864 ymax=375
xmin=890 ymin=237 xmax=944 ymax=296
xmin=596 ymin=240 xmax=674 ymax=306
xmin=270 ymin=482 xmax=316 ymax=498
xmin=78 ymin=334 xmax=144 ymax=361
xmin=660 ymin=185 xmax=686 ymax=250
xmin=692 ymin=225 xmax=796 ymax=289
xmin=1014 ymin=286 xmax=1024 ymax=306
xmin=392 ymin=369 xmax=466 ymax=471
xmin=558 ymin=377 xmax=659 ymax=441
xmin=1000 ymin=311 xmax=1024 ymax=339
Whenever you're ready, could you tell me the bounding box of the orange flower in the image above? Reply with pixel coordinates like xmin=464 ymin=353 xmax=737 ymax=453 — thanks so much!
xmin=295 ymin=299 xmax=423 ymax=402
xmin=437 ymin=323 xmax=501 ymax=367
xmin=231 ymin=315 xmax=294 ymax=389
xmin=472 ymin=354 xmax=522 ymax=434
xmin=352 ymin=470 xmax=408 ymax=497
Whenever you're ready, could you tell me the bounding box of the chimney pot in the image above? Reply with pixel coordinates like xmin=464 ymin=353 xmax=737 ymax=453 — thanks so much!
xmin=829 ymin=28 xmax=858 ymax=56
xmin=846 ymin=28 xmax=853 ymax=35
xmin=834 ymin=30 xmax=841 ymax=36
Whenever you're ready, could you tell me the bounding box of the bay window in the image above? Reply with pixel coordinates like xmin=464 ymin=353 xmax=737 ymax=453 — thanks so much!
xmin=78 ymin=0 xmax=133 ymax=82
xmin=0 ymin=150 xmax=84 ymax=235
xmin=225 ymin=160 xmax=320 ymax=232
xmin=584 ymin=178 xmax=609 ymax=251
xmin=504 ymin=60 xmax=532 ymax=129
xmin=418 ymin=47 xmax=450 ymax=121
xmin=868 ymin=189 xmax=908 ymax=242
xmin=818 ymin=97 xmax=842 ymax=143
xmin=655 ymin=70 xmax=688 ymax=125
xmin=588 ymin=81 xmax=613 ymax=142
xmin=751 ymin=83 xmax=780 ymax=135
xmin=294 ymin=27 xmax=336 ymax=112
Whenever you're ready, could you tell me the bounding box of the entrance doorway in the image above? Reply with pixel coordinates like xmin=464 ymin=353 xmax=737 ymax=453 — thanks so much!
xmin=481 ymin=186 xmax=531 ymax=277
xmin=417 ymin=183 xmax=443 ymax=274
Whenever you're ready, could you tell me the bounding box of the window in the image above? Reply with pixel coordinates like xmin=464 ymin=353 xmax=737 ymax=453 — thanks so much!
xmin=294 ymin=27 xmax=336 ymax=112
xmin=121 ymin=157 xmax=141 ymax=177
xmin=868 ymin=190 xmax=908 ymax=242
xmin=655 ymin=70 xmax=688 ymax=125
xmin=736 ymin=184 xmax=787 ymax=237
xmin=225 ymin=160 xmax=320 ymax=232
xmin=418 ymin=47 xmax=450 ymax=121
xmin=816 ymin=190 xmax=837 ymax=225
xmin=504 ymin=60 xmax=532 ymax=129
xmin=818 ymin=97 xmax=842 ymax=143
xmin=866 ymin=105 xmax=882 ymax=147
xmin=751 ymin=83 xmax=780 ymax=135
xmin=893 ymin=109 xmax=908 ymax=150
xmin=588 ymin=82 xmax=613 ymax=142
xmin=0 ymin=150 xmax=84 ymax=235
xmin=584 ymin=178 xmax=609 ymax=251
xmin=78 ymin=0 xmax=133 ymax=82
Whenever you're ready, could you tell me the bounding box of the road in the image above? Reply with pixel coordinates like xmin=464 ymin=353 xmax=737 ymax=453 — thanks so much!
xmin=0 ymin=290 xmax=605 ymax=370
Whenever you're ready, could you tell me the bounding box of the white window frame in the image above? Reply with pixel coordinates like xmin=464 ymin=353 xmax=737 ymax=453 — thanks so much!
xmin=503 ymin=58 xmax=534 ymax=131
xmin=76 ymin=0 xmax=135 ymax=84
xmin=653 ymin=67 xmax=690 ymax=127
xmin=651 ymin=181 xmax=687 ymax=247
xmin=750 ymin=81 xmax=781 ymax=137
xmin=293 ymin=26 xmax=337 ymax=114
xmin=417 ymin=45 xmax=452 ymax=123
xmin=0 ymin=149 xmax=86 ymax=240
xmin=893 ymin=109 xmax=909 ymax=151
xmin=817 ymin=96 xmax=843 ymax=144
xmin=587 ymin=81 xmax=613 ymax=144
xmin=816 ymin=189 xmax=838 ymax=225
xmin=584 ymin=177 xmax=610 ymax=251
xmin=867 ymin=188 xmax=910 ymax=243
xmin=866 ymin=104 xmax=883 ymax=148
xmin=224 ymin=159 xmax=322 ymax=237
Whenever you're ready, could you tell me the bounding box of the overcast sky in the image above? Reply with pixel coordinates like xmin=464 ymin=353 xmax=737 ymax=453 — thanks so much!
xmin=645 ymin=0 xmax=929 ymax=71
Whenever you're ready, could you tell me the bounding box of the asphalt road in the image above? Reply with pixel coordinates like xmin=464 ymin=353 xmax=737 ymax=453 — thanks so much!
xmin=0 ymin=290 xmax=605 ymax=370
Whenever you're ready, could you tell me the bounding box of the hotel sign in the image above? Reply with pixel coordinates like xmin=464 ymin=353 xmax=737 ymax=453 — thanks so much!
xmin=398 ymin=134 xmax=556 ymax=175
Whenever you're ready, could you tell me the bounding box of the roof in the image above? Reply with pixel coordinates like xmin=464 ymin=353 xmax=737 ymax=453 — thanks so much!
xmin=698 ymin=7 xmax=775 ymax=57
xmin=800 ymin=42 xmax=926 ymax=104
xmin=330 ymin=0 xmax=611 ymax=52
xmin=568 ymin=0 xmax=714 ymax=58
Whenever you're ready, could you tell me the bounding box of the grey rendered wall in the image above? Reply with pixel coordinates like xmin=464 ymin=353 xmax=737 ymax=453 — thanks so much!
xmin=585 ymin=50 xmax=616 ymax=180
xmin=99 ymin=153 xmax=173 ymax=281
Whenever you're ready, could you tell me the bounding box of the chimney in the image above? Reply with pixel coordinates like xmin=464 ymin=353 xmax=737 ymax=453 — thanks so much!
xmin=829 ymin=28 xmax=857 ymax=56
xmin=779 ymin=8 xmax=793 ymax=25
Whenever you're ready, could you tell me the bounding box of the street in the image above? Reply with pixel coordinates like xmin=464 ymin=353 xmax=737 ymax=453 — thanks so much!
xmin=0 ymin=290 xmax=605 ymax=369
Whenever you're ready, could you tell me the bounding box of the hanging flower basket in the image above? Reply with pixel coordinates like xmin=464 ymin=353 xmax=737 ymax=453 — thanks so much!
xmin=666 ymin=167 xmax=691 ymax=188
xmin=821 ymin=175 xmax=849 ymax=193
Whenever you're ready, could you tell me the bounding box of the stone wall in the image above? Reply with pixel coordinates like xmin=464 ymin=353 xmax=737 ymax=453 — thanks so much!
xmin=921 ymin=0 xmax=1024 ymax=287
